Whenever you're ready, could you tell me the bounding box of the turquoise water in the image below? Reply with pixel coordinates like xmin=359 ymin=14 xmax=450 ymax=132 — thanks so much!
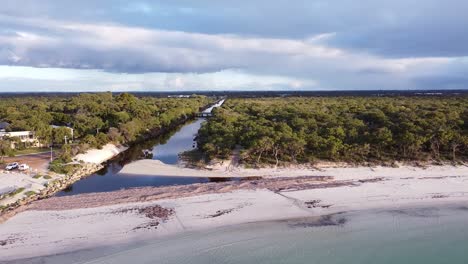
xmin=17 ymin=205 xmax=468 ymax=264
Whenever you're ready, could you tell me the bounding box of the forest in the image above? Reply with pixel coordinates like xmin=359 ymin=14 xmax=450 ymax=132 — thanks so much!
xmin=0 ymin=93 xmax=213 ymax=167
xmin=197 ymin=97 xmax=468 ymax=165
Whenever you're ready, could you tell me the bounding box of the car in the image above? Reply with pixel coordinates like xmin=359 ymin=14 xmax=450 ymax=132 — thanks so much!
xmin=5 ymin=162 xmax=19 ymax=170
xmin=18 ymin=164 xmax=30 ymax=171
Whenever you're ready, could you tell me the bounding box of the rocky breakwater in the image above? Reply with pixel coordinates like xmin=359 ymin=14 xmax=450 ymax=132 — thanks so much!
xmin=0 ymin=162 xmax=103 ymax=223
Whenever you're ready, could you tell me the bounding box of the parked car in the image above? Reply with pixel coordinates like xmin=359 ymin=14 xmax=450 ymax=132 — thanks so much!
xmin=18 ymin=164 xmax=30 ymax=171
xmin=5 ymin=162 xmax=19 ymax=170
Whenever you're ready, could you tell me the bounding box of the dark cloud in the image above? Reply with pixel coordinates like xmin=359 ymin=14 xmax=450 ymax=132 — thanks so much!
xmin=2 ymin=0 xmax=468 ymax=59
xmin=0 ymin=0 xmax=467 ymax=91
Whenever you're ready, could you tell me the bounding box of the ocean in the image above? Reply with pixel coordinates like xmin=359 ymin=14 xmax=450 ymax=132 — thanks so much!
xmin=13 ymin=204 xmax=468 ymax=264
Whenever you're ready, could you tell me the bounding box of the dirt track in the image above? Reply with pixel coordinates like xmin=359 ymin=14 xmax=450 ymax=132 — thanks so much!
xmin=4 ymin=152 xmax=54 ymax=173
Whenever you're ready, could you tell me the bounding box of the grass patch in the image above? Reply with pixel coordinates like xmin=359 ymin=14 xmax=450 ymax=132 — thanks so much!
xmin=33 ymin=174 xmax=43 ymax=179
xmin=13 ymin=147 xmax=58 ymax=156
xmin=25 ymin=191 xmax=36 ymax=197
xmin=8 ymin=187 xmax=25 ymax=197
xmin=43 ymin=175 xmax=52 ymax=180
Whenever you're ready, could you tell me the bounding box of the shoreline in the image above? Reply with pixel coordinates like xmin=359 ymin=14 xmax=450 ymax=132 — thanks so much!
xmin=119 ymin=158 xmax=467 ymax=179
xmin=0 ymin=108 xmax=212 ymax=222
xmin=7 ymin=200 xmax=468 ymax=263
xmin=0 ymin=144 xmax=127 ymax=222
xmin=1 ymin=164 xmax=468 ymax=260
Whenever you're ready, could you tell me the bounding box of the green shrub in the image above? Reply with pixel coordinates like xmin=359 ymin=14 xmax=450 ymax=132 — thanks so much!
xmin=59 ymin=144 xmax=72 ymax=163
xmin=49 ymin=159 xmax=79 ymax=175
xmin=96 ymin=132 xmax=109 ymax=149
xmin=83 ymin=135 xmax=98 ymax=148
xmin=9 ymin=188 xmax=25 ymax=197
xmin=25 ymin=191 xmax=36 ymax=197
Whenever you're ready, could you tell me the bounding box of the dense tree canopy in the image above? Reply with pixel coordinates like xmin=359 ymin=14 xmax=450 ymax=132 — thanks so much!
xmin=197 ymin=97 xmax=468 ymax=165
xmin=0 ymin=93 xmax=213 ymax=152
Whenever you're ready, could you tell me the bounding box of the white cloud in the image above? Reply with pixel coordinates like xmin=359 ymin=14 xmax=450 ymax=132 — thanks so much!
xmin=0 ymin=66 xmax=316 ymax=91
xmin=0 ymin=14 xmax=463 ymax=91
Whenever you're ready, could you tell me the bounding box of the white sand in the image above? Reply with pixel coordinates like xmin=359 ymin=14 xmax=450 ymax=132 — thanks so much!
xmin=1 ymin=164 xmax=468 ymax=260
xmin=0 ymin=172 xmax=50 ymax=207
xmin=74 ymin=144 xmax=128 ymax=164
xmin=0 ymin=144 xmax=127 ymax=209
xmin=120 ymin=159 xmax=468 ymax=180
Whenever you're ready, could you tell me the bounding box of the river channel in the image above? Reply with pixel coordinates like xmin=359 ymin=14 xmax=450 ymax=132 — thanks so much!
xmin=57 ymin=100 xmax=225 ymax=196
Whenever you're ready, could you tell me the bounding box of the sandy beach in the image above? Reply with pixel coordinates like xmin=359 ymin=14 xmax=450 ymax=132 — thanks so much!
xmin=1 ymin=163 xmax=468 ymax=261
xmin=120 ymin=158 xmax=467 ymax=180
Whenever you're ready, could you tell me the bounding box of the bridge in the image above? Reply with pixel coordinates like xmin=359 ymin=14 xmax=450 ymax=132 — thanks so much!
xmin=196 ymin=99 xmax=225 ymax=118
xmin=196 ymin=112 xmax=213 ymax=118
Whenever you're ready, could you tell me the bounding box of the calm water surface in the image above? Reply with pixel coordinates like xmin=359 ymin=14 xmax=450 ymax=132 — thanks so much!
xmin=58 ymin=99 xmax=227 ymax=196
xmin=20 ymin=205 xmax=468 ymax=264
xmin=57 ymin=118 xmax=213 ymax=196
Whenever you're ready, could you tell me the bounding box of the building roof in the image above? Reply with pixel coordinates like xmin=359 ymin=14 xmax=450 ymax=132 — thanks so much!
xmin=51 ymin=125 xmax=73 ymax=130
xmin=0 ymin=131 xmax=33 ymax=136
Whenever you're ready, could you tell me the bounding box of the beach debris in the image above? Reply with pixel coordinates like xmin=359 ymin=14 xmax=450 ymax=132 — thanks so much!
xmin=26 ymin=176 xmax=358 ymax=212
xmin=207 ymin=208 xmax=234 ymax=218
xmin=304 ymin=200 xmax=333 ymax=209
xmin=117 ymin=205 xmax=175 ymax=231
xmin=357 ymin=177 xmax=385 ymax=183
xmin=0 ymin=235 xmax=22 ymax=246
xmin=431 ymin=194 xmax=448 ymax=199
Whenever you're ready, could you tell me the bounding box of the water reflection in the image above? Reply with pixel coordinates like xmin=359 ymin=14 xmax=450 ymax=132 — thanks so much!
xmin=57 ymin=118 xmax=222 ymax=196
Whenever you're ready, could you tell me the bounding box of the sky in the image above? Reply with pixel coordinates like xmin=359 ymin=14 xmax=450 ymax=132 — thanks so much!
xmin=0 ymin=0 xmax=467 ymax=92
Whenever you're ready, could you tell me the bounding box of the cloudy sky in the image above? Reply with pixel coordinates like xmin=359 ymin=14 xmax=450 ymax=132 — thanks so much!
xmin=0 ymin=0 xmax=467 ymax=92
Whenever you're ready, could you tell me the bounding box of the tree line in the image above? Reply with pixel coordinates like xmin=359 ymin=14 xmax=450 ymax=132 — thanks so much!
xmin=0 ymin=93 xmax=213 ymax=166
xmin=197 ymin=97 xmax=468 ymax=165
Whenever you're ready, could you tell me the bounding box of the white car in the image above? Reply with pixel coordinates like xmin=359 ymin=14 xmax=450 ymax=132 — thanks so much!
xmin=5 ymin=162 xmax=19 ymax=170
xmin=18 ymin=164 xmax=30 ymax=171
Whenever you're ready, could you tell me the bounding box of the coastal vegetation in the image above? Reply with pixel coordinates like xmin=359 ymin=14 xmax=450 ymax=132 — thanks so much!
xmin=0 ymin=93 xmax=213 ymax=170
xmin=197 ymin=97 xmax=468 ymax=165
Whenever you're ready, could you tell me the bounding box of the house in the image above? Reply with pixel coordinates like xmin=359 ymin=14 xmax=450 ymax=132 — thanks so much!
xmin=0 ymin=122 xmax=10 ymax=132
xmin=0 ymin=131 xmax=41 ymax=149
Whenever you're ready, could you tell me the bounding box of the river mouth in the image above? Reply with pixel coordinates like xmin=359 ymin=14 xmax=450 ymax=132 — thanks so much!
xmin=57 ymin=119 xmax=213 ymax=196
xmin=57 ymin=102 xmax=229 ymax=196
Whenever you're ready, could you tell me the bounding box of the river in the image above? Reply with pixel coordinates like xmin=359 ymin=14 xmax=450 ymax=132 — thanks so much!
xmin=57 ymin=100 xmax=225 ymax=196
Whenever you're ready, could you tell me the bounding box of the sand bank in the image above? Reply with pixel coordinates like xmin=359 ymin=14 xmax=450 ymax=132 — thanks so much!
xmin=119 ymin=159 xmax=468 ymax=180
xmin=1 ymin=165 xmax=468 ymax=261
xmin=75 ymin=144 xmax=128 ymax=164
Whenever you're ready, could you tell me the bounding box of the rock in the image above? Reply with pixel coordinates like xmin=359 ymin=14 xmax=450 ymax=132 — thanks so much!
xmin=0 ymin=162 xmax=105 ymax=221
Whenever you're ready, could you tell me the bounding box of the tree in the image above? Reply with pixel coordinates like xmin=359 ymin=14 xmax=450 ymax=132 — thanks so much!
xmin=59 ymin=144 xmax=72 ymax=163
xmin=52 ymin=127 xmax=72 ymax=145
xmin=0 ymin=139 xmax=13 ymax=162
xmin=107 ymin=127 xmax=122 ymax=143
xmin=96 ymin=132 xmax=109 ymax=149
xmin=83 ymin=135 xmax=98 ymax=148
